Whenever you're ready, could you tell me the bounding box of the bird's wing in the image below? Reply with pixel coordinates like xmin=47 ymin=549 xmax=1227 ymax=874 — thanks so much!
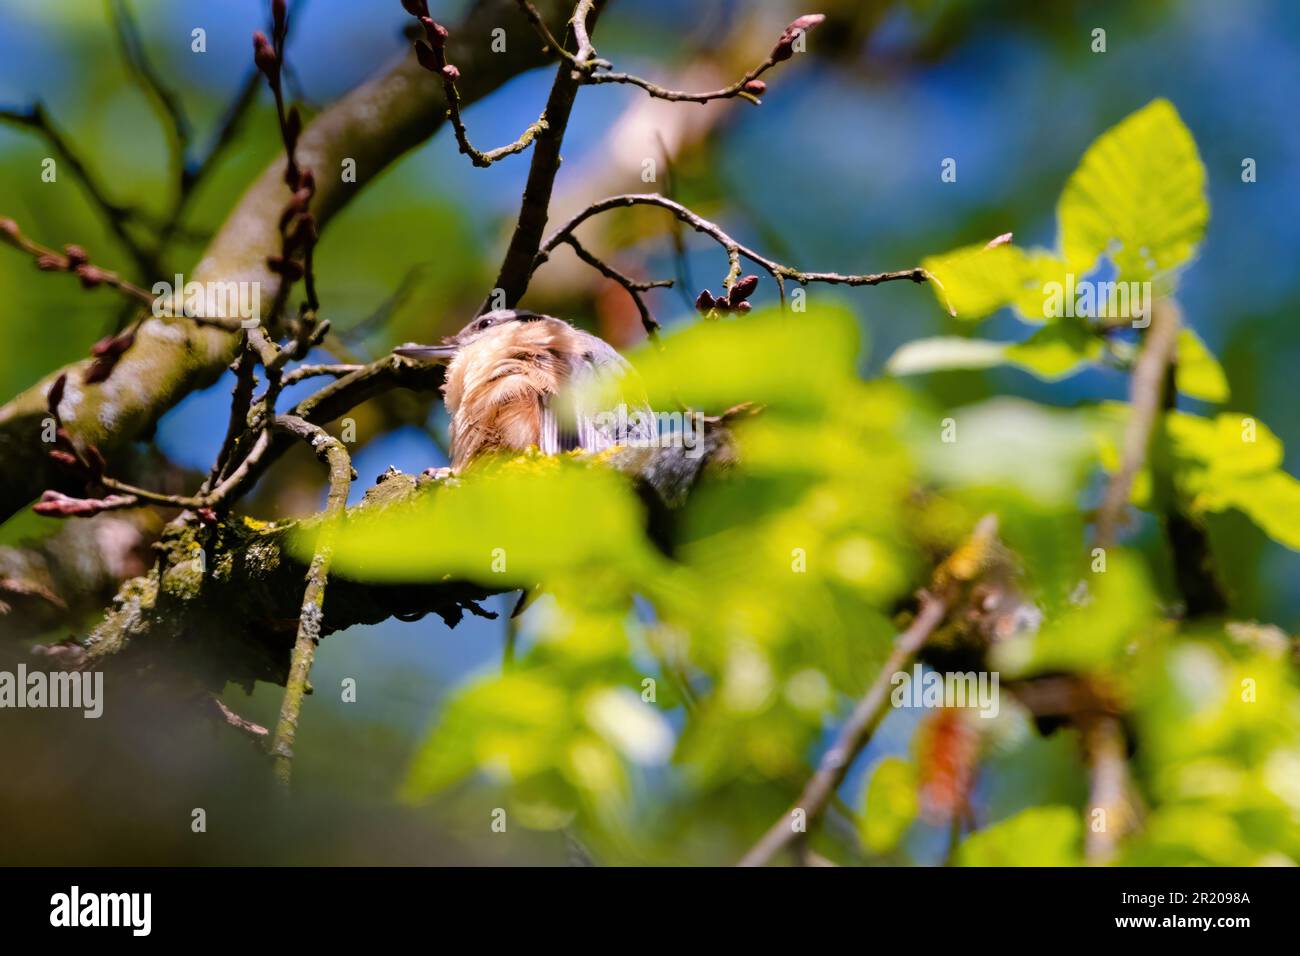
xmin=539 ymin=334 xmax=657 ymax=454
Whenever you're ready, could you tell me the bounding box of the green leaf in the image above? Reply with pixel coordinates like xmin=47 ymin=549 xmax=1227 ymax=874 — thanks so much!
xmin=1175 ymin=328 xmax=1229 ymax=403
xmin=309 ymin=456 xmax=662 ymax=587
xmin=887 ymin=323 xmax=1102 ymax=381
xmin=957 ymin=805 xmax=1082 ymax=866
xmin=1003 ymin=321 xmax=1104 ymax=379
xmin=859 ymin=756 xmax=919 ymax=853
xmin=1105 ymin=409 xmax=1300 ymax=551
xmin=992 ymin=551 xmax=1156 ymax=677
xmin=921 ymin=243 xmax=1066 ymax=323
xmin=624 ymin=305 xmax=862 ymax=415
xmin=1057 ymin=99 xmax=1208 ymax=283
xmin=885 ymin=337 xmax=1008 ymax=375
xmin=915 ymin=398 xmax=1104 ymax=505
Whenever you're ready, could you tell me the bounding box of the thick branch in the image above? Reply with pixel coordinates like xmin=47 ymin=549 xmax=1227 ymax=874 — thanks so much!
xmin=0 ymin=0 xmax=564 ymax=525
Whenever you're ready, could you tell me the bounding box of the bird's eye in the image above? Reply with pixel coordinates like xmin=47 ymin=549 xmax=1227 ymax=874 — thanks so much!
xmin=476 ymin=319 xmax=492 ymax=331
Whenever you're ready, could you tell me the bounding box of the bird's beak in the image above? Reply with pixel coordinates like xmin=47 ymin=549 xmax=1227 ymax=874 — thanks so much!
xmin=394 ymin=344 xmax=458 ymax=363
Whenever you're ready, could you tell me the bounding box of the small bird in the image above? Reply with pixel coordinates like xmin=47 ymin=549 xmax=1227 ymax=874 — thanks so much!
xmin=395 ymin=310 xmax=657 ymax=471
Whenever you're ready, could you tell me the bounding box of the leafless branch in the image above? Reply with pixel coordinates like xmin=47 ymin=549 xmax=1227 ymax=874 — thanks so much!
xmin=555 ymin=234 xmax=671 ymax=336
xmin=537 ymin=192 xmax=931 ymax=307
xmin=738 ymin=590 xmax=950 ymax=867
xmin=268 ymin=414 xmax=353 ymax=788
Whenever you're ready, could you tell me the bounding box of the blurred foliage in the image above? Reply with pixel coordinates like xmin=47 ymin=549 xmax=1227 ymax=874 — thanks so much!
xmin=2 ymin=1 xmax=1298 ymax=867
xmin=302 ymin=98 xmax=1300 ymax=865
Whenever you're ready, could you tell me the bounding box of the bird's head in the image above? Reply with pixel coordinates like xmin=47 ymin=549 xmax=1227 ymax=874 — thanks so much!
xmin=394 ymin=309 xmax=551 ymax=363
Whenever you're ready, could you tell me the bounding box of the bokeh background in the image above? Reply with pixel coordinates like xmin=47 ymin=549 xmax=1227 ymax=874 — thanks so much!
xmin=1 ymin=0 xmax=1297 ymax=864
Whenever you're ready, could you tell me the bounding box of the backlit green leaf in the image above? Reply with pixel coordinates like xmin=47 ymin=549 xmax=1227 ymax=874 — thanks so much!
xmin=1057 ymin=99 xmax=1208 ymax=283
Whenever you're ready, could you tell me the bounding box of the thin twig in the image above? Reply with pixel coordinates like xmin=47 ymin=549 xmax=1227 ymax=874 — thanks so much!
xmin=404 ymin=3 xmax=556 ymax=168
xmin=0 ymin=104 xmax=159 ymax=279
xmin=0 ymin=220 xmax=155 ymax=306
xmin=555 ymin=234 xmax=671 ymax=336
xmin=269 ymin=414 xmax=353 ymax=788
xmin=517 ymin=2 xmax=826 ymax=107
xmin=738 ymin=592 xmax=950 ymax=867
xmin=1094 ymin=300 xmax=1180 ymax=550
xmin=537 ymin=193 xmax=930 ymax=303
xmin=1085 ymin=299 xmax=1181 ymax=864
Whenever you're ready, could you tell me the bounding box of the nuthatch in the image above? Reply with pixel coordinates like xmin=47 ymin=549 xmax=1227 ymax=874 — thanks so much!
xmin=395 ymin=309 xmax=657 ymax=470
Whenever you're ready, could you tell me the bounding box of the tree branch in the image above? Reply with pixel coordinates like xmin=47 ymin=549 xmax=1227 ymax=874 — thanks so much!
xmin=269 ymin=414 xmax=352 ymax=788
xmin=0 ymin=0 xmax=566 ymax=525
xmin=536 ymin=192 xmax=931 ymax=306
xmin=739 ymin=591 xmax=950 ymax=867
xmin=737 ymin=514 xmax=1000 ymax=867
xmin=480 ymin=0 xmax=608 ymax=311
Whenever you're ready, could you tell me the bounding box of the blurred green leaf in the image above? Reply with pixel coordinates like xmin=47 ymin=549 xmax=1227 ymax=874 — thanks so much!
xmin=993 ymin=550 xmax=1156 ymax=677
xmin=859 ymin=756 xmax=919 ymax=854
xmin=921 ymin=243 xmax=1065 ymax=323
xmin=957 ymin=805 xmax=1082 ymax=866
xmin=887 ymin=322 xmax=1103 ymax=381
xmin=310 ymin=455 xmax=664 ymax=587
xmin=1175 ymin=328 xmax=1230 ymax=403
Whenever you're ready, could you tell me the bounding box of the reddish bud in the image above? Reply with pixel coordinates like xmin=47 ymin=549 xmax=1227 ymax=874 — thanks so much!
xmin=63 ymin=244 xmax=88 ymax=267
xmin=694 ymin=289 xmax=714 ymax=313
xmin=75 ymin=264 xmax=109 ymax=289
xmin=441 ymin=63 xmax=460 ymax=81
xmin=33 ymin=490 xmax=133 ymax=518
xmin=35 ymin=253 xmax=64 ymax=271
xmin=253 ymin=32 xmax=279 ymax=80
xmin=48 ymin=450 xmax=80 ymax=469
xmin=772 ymin=12 xmax=825 ymax=61
xmin=728 ymin=274 xmax=759 ymax=305
xmin=420 ymin=16 xmax=448 ymax=46
xmin=735 ymin=301 xmax=753 ymax=313
xmin=0 ymin=218 xmax=18 ymax=240
xmin=742 ymin=79 xmax=766 ymax=96
xmin=711 ymin=294 xmax=731 ymax=312
xmin=47 ymin=373 xmax=67 ymax=417
xmin=298 ymin=167 xmax=316 ymax=195
xmin=414 ymin=40 xmax=439 ymax=72
xmin=196 ymin=507 xmax=219 ymax=525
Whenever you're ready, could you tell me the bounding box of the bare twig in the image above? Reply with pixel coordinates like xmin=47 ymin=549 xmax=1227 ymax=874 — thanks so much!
xmin=213 ymin=695 xmax=270 ymax=740
xmin=269 ymin=414 xmax=353 ymax=788
xmin=480 ymin=0 xmax=608 ymax=310
xmin=555 ymin=234 xmax=671 ymax=336
xmin=281 ymin=363 xmax=365 ymax=386
xmin=403 ymin=1 xmax=556 ymax=168
xmin=1094 ymin=300 xmax=1181 ymax=549
xmin=517 ymin=3 xmax=826 ymax=107
xmin=738 ymin=591 xmax=950 ymax=867
xmin=0 ymin=104 xmax=159 ymax=279
xmin=108 ymin=0 xmax=192 ymax=189
xmin=1084 ymin=300 xmax=1182 ymax=864
xmin=537 ymin=193 xmax=930 ymax=305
